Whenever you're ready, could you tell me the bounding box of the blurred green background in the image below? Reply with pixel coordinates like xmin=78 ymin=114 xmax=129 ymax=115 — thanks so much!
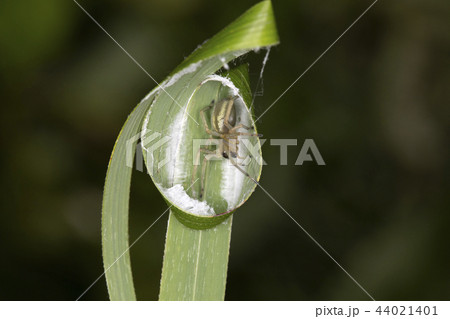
xmin=1 ymin=0 xmax=449 ymax=300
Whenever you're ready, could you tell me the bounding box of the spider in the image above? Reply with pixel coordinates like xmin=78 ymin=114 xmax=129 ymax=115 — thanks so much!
xmin=192 ymin=96 xmax=261 ymax=199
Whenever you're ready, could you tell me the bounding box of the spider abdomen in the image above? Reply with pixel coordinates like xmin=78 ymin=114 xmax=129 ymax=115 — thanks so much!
xmin=211 ymin=97 xmax=237 ymax=133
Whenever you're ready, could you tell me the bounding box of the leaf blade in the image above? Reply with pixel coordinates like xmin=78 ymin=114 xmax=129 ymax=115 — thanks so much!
xmin=102 ymin=93 xmax=157 ymax=301
xmin=158 ymin=64 xmax=260 ymax=300
xmin=159 ymin=213 xmax=233 ymax=300
xmin=102 ymin=0 xmax=279 ymax=301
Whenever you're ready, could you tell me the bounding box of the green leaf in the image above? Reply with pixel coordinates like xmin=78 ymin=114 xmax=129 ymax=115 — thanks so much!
xmin=158 ymin=64 xmax=259 ymax=300
xmin=102 ymin=92 xmax=157 ymax=301
xmin=102 ymin=0 xmax=279 ymax=301
xmin=143 ymin=63 xmax=263 ymax=229
xmin=159 ymin=213 xmax=233 ymax=300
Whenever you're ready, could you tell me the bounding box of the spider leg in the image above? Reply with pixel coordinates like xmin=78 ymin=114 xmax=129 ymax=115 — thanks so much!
xmin=222 ymin=136 xmax=240 ymax=158
xmin=222 ymin=137 xmax=238 ymax=146
xmin=228 ymin=123 xmax=262 ymax=137
xmin=228 ymin=157 xmax=259 ymax=185
xmin=191 ymin=146 xmax=221 ymax=199
xmin=191 ymin=144 xmax=222 ymax=200
xmin=229 ymin=131 xmax=262 ymax=137
xmin=223 ymin=137 xmax=251 ymax=167
xmin=200 ymin=152 xmax=219 ymax=199
xmin=224 ymin=135 xmax=254 ymax=166
xmin=200 ymin=102 xmax=221 ymax=137
xmin=191 ymin=147 xmax=202 ymax=195
xmin=229 ymin=123 xmax=254 ymax=131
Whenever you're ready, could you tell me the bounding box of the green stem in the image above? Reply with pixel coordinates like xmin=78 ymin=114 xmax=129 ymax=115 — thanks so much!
xmin=159 ymin=213 xmax=233 ymax=300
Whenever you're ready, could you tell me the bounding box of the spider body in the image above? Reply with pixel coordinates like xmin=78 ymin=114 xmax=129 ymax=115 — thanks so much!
xmin=192 ymin=96 xmax=260 ymax=200
xmin=211 ymin=97 xmax=237 ymax=135
xmin=204 ymin=96 xmax=241 ymax=160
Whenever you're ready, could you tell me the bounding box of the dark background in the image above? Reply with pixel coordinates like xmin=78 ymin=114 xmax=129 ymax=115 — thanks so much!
xmin=1 ymin=0 xmax=449 ymax=300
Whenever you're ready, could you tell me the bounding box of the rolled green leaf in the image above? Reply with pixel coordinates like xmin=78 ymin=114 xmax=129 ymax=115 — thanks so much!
xmin=142 ymin=0 xmax=278 ymax=228
xmin=102 ymin=0 xmax=279 ymax=301
xmin=143 ymin=64 xmax=263 ymax=229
